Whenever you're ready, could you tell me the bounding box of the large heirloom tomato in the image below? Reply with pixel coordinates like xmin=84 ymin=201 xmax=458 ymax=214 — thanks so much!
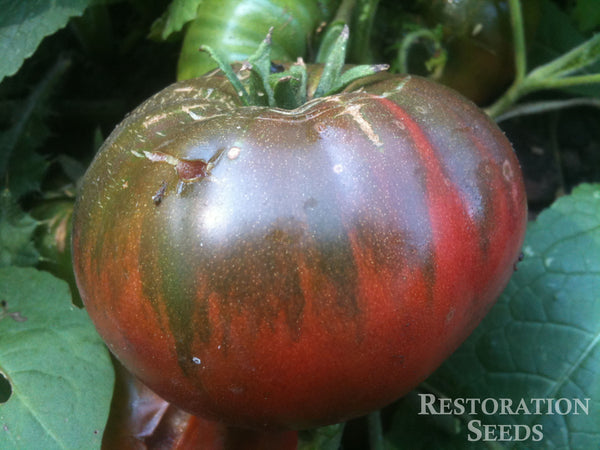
xmin=72 ymin=44 xmax=527 ymax=431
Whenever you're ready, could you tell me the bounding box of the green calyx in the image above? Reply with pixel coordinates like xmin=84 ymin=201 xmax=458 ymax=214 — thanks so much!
xmin=200 ymin=25 xmax=388 ymax=110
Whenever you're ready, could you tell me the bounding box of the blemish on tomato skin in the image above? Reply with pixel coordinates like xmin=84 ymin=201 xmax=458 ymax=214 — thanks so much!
xmin=502 ymin=159 xmax=513 ymax=181
xmin=303 ymin=197 xmax=318 ymax=210
xmin=152 ymin=181 xmax=167 ymax=205
xmin=227 ymin=146 xmax=241 ymax=160
xmin=446 ymin=307 xmax=455 ymax=323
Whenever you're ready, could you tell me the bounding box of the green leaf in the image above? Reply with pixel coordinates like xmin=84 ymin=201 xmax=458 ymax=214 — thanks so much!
xmin=272 ymin=61 xmax=308 ymax=110
xmin=0 ymin=56 xmax=70 ymax=198
xmin=0 ymin=190 xmax=39 ymax=268
xmin=528 ymin=34 xmax=600 ymax=82
xmin=571 ymin=0 xmax=600 ymax=34
xmin=199 ymin=44 xmax=250 ymax=105
xmin=245 ymin=29 xmax=276 ymax=106
xmin=529 ymin=0 xmax=586 ymax=68
xmin=528 ymin=0 xmax=600 ymax=97
xmin=315 ymin=24 xmax=350 ymax=98
xmin=330 ymin=63 xmax=388 ymax=94
xmin=0 ymin=267 xmax=114 ymax=449
xmin=316 ymin=22 xmax=347 ymax=64
xmin=0 ymin=0 xmax=94 ymax=82
xmin=149 ymin=0 xmax=203 ymax=41
xmin=387 ymin=184 xmax=600 ymax=449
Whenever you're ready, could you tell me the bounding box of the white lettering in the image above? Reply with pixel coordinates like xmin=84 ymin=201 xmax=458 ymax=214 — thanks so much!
xmin=467 ymin=420 xmax=483 ymax=441
xmin=439 ymin=397 xmax=452 ymax=414
xmin=498 ymin=424 xmax=513 ymax=441
xmin=555 ymin=398 xmax=572 ymax=415
xmin=514 ymin=398 xmax=531 ymax=415
xmin=573 ymin=398 xmax=590 ymax=415
xmin=514 ymin=424 xmax=531 ymax=441
xmin=454 ymin=397 xmax=466 ymax=415
xmin=418 ymin=393 xmax=438 ymax=415
xmin=499 ymin=398 xmax=514 ymax=415
xmin=481 ymin=398 xmax=499 ymax=415
xmin=532 ymin=424 xmax=544 ymax=441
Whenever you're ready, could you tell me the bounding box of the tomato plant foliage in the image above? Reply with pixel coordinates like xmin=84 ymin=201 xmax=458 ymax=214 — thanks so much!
xmin=1 ymin=0 xmax=600 ymax=448
xmin=0 ymin=267 xmax=114 ymax=449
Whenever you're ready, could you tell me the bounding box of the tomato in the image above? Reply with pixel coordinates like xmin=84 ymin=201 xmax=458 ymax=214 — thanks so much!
xmin=383 ymin=0 xmax=540 ymax=105
xmin=72 ymin=51 xmax=527 ymax=431
xmin=177 ymin=0 xmax=338 ymax=80
xmin=423 ymin=0 xmax=515 ymax=104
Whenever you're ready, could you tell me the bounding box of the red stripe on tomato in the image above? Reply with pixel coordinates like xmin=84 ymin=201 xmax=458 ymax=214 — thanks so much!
xmin=377 ymin=96 xmax=484 ymax=344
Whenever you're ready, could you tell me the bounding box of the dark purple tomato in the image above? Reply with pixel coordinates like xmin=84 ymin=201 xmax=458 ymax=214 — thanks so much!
xmin=72 ymin=66 xmax=527 ymax=430
xmin=391 ymin=0 xmax=540 ymax=105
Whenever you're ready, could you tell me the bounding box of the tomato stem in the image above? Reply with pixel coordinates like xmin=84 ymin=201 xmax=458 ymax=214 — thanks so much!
xmin=201 ymin=26 xmax=387 ymax=110
xmin=394 ymin=26 xmax=446 ymax=78
xmin=486 ymin=1 xmax=600 ymax=120
xmin=508 ymin=0 xmax=527 ymax=85
xmin=316 ymin=0 xmax=355 ymax=63
xmin=367 ymin=410 xmax=384 ymax=450
xmin=350 ymin=0 xmax=380 ymax=63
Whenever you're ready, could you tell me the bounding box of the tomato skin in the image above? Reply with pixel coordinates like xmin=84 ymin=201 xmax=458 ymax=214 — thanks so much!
xmin=72 ymin=68 xmax=527 ymax=430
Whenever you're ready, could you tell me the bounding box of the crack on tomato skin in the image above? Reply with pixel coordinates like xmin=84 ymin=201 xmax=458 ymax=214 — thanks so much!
xmin=175 ymin=159 xmax=210 ymax=182
xmin=334 ymin=103 xmax=383 ymax=148
xmin=140 ymin=150 xmax=211 ymax=183
xmin=380 ymin=75 xmax=412 ymax=98
xmin=138 ymin=148 xmax=228 ymax=200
